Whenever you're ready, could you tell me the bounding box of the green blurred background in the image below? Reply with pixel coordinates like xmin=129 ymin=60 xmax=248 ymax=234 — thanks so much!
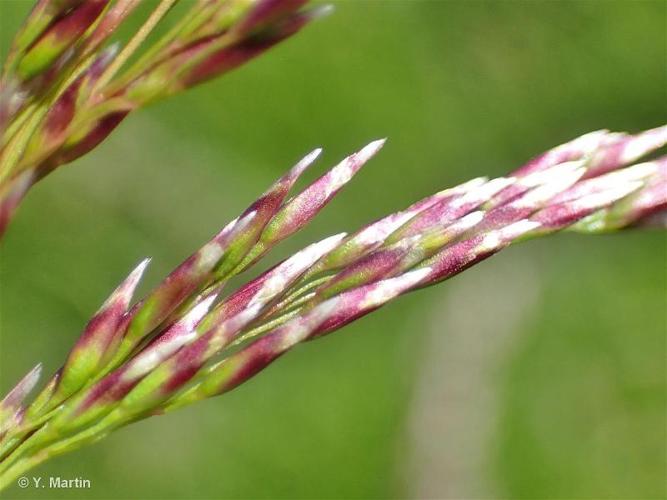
xmin=1 ymin=1 xmax=665 ymax=498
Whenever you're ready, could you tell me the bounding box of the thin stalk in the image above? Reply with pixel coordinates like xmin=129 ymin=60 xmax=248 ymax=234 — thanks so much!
xmin=108 ymin=0 xmax=210 ymax=90
xmin=230 ymin=305 xmax=305 ymax=348
xmin=94 ymin=0 xmax=180 ymax=91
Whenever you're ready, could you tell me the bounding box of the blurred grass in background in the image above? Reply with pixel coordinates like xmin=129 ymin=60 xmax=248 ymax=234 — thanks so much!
xmin=0 ymin=1 xmax=665 ymax=498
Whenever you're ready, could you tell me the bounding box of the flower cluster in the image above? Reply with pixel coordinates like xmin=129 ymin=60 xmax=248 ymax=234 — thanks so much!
xmin=0 ymin=0 xmax=323 ymax=235
xmin=0 ymin=126 xmax=665 ymax=488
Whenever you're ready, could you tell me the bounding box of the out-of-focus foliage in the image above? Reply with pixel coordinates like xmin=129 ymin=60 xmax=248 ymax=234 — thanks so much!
xmin=0 ymin=1 xmax=664 ymax=498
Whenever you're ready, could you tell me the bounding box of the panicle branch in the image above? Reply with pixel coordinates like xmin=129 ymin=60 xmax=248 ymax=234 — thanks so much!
xmin=0 ymin=0 xmax=328 ymax=237
xmin=0 ymin=127 xmax=664 ymax=488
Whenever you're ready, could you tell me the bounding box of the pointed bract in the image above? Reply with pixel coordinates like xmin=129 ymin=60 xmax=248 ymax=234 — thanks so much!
xmin=0 ymin=364 xmax=42 ymax=435
xmin=260 ymin=140 xmax=385 ymax=246
xmin=43 ymin=259 xmax=150 ymax=412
